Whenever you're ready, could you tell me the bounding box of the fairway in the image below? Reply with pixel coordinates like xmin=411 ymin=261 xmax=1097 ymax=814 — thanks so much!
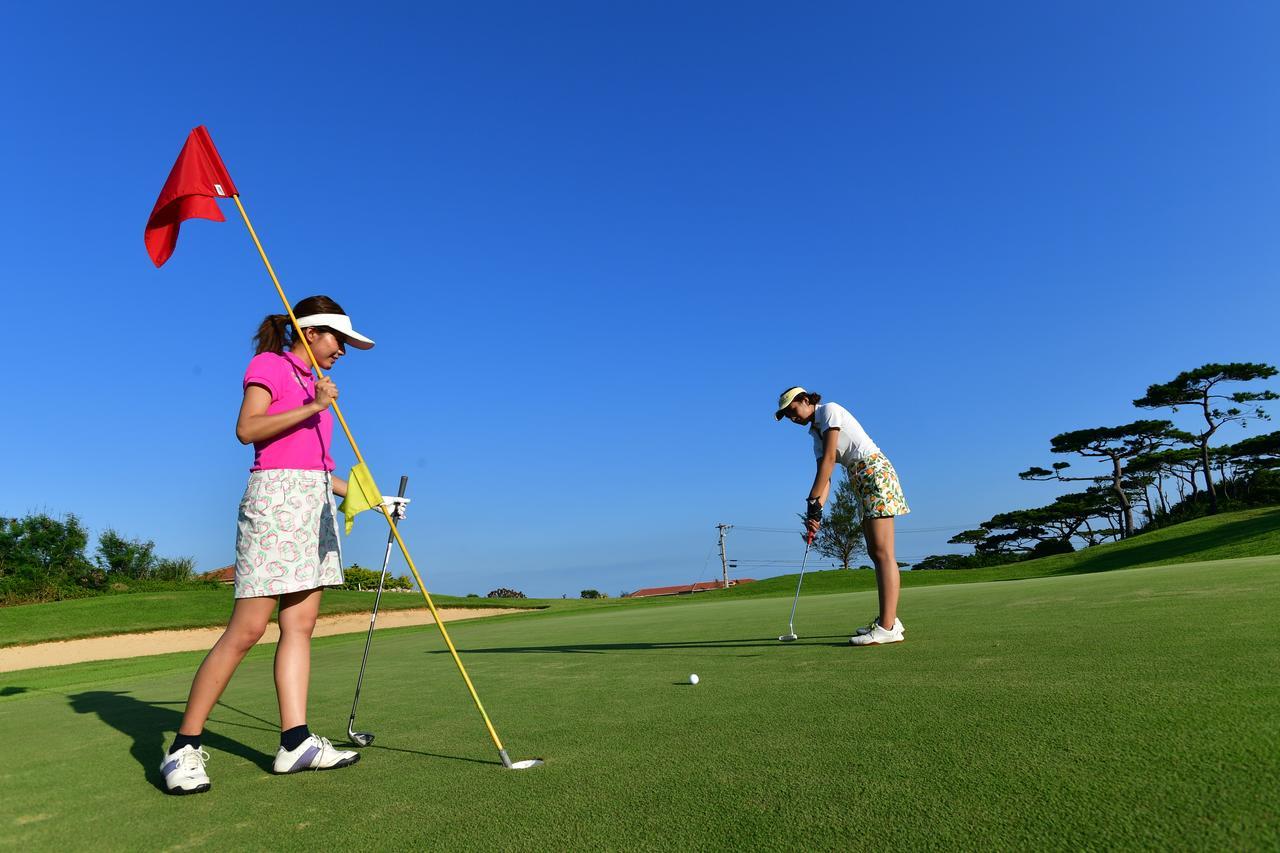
xmin=3 ymin=557 xmax=1277 ymax=850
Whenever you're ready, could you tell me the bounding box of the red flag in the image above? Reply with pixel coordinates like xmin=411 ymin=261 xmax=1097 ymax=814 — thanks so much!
xmin=144 ymin=126 xmax=239 ymax=267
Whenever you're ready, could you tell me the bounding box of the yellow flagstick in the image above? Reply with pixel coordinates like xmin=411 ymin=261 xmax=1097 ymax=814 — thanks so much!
xmin=231 ymin=194 xmax=525 ymax=768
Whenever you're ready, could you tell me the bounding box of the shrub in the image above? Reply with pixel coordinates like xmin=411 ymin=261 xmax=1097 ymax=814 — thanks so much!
xmin=486 ymin=587 xmax=526 ymax=599
xmin=96 ymin=530 xmax=158 ymax=579
xmin=339 ymin=565 xmax=414 ymax=591
xmin=154 ymin=557 xmax=196 ymax=582
xmin=341 ymin=565 xmax=382 ymax=590
xmin=1030 ymin=539 xmax=1075 ymax=557
xmin=912 ymin=552 xmax=1023 ymax=571
xmin=0 ymin=513 xmax=211 ymax=604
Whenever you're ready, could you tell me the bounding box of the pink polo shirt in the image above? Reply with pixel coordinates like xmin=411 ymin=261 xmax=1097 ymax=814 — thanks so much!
xmin=243 ymin=351 xmax=335 ymax=472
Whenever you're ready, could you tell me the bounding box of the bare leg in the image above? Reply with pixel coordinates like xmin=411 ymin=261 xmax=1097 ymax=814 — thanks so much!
xmin=275 ymin=588 xmax=323 ymax=730
xmin=178 ymin=596 xmax=278 ymax=735
xmin=863 ymin=517 xmax=900 ymax=627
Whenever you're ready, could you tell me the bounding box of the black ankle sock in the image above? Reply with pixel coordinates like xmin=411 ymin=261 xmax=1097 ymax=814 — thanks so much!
xmin=169 ymin=733 xmax=202 ymax=755
xmin=281 ymin=724 xmax=311 ymax=752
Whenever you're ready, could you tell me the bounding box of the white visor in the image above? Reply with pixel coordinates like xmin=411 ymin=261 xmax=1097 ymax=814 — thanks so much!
xmin=294 ymin=313 xmax=375 ymax=350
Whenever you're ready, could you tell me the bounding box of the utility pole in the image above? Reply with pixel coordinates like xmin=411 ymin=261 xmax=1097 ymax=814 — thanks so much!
xmin=716 ymin=523 xmax=733 ymax=589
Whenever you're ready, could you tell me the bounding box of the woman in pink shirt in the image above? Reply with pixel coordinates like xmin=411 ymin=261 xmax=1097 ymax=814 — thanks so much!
xmin=161 ymin=295 xmax=400 ymax=795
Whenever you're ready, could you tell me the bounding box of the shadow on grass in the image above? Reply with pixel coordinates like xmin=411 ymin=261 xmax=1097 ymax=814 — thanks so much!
xmin=348 ymin=743 xmax=499 ymax=767
xmin=1050 ymin=507 xmax=1280 ymax=577
xmin=1 ymin=686 xmax=29 ymax=697
xmin=207 ymin=700 xmax=279 ymax=733
xmin=67 ymin=691 xmax=274 ymax=791
xmin=429 ymin=635 xmax=850 ymax=655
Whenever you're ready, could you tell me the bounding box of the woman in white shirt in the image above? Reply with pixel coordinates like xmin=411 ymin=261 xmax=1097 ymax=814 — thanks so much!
xmin=775 ymin=386 xmax=911 ymax=645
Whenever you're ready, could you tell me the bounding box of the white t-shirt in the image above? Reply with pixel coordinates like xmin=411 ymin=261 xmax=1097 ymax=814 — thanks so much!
xmin=810 ymin=402 xmax=880 ymax=467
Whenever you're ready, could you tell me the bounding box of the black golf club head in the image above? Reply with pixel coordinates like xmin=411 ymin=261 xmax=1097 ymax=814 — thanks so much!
xmin=349 ymin=728 xmax=374 ymax=747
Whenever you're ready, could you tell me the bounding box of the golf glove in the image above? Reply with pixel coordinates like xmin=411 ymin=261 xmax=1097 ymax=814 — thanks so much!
xmin=381 ymin=496 xmax=411 ymax=520
xmin=805 ymin=498 xmax=823 ymax=522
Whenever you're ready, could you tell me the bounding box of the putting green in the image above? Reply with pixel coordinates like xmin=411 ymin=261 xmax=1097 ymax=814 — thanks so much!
xmin=2 ymin=556 xmax=1276 ymax=850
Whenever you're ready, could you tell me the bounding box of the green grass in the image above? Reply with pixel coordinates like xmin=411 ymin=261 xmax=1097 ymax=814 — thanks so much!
xmin=6 ymin=506 xmax=1277 ymax=649
xmin=0 ymin=589 xmax=571 ymax=649
xmin=1 ymin=555 xmax=1277 ymax=850
xmin=716 ymin=504 xmax=1280 ymax=599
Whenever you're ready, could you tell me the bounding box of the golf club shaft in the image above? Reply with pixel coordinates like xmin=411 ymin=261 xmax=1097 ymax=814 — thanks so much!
xmin=785 ymin=538 xmax=813 ymax=634
xmin=348 ymin=475 xmax=408 ymax=734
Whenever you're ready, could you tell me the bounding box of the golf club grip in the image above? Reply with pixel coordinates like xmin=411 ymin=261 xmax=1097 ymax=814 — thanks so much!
xmin=396 ymin=475 xmax=408 ymax=498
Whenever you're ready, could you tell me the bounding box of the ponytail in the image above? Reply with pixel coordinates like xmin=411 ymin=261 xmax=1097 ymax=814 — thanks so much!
xmin=252 ymin=314 xmax=291 ymax=355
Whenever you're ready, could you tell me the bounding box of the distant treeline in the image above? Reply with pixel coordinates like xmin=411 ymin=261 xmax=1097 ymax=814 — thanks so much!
xmin=0 ymin=515 xmax=426 ymax=605
xmin=0 ymin=514 xmax=206 ymax=605
xmin=915 ymin=362 xmax=1279 ymax=570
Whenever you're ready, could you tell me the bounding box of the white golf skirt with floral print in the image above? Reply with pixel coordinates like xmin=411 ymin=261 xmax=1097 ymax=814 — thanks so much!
xmin=234 ymin=469 xmax=344 ymax=599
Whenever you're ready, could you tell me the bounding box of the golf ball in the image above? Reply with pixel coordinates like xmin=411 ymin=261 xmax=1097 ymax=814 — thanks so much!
xmin=688 ymin=674 xmax=700 ymax=685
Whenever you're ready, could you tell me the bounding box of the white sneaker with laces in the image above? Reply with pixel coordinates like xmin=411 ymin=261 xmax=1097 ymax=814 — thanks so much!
xmin=273 ymin=735 xmax=360 ymax=774
xmin=853 ymin=617 xmax=904 ymax=637
xmin=850 ymin=619 xmax=905 ymax=646
xmin=161 ymin=745 xmax=211 ymax=795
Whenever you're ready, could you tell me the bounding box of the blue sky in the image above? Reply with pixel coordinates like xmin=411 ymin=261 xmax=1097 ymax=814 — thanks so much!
xmin=3 ymin=3 xmax=1277 ymax=597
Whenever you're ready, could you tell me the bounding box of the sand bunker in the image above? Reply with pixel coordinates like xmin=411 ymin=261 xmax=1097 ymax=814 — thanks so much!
xmin=0 ymin=607 xmax=525 ymax=673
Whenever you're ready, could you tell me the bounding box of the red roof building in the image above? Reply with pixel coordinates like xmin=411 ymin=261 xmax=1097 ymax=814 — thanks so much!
xmin=628 ymin=578 xmax=755 ymax=598
xmin=199 ymin=565 xmax=235 ymax=584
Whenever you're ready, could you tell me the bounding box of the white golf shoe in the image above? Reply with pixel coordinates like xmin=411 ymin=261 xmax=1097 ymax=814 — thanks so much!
xmin=852 ymin=617 xmax=904 ymax=637
xmin=273 ymin=735 xmax=360 ymax=774
xmin=849 ymin=619 xmax=905 ymax=646
xmin=161 ymin=745 xmax=211 ymax=795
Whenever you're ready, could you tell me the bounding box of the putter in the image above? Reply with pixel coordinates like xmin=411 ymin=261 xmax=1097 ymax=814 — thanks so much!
xmin=778 ymin=535 xmax=814 ymax=642
xmin=347 ymin=474 xmax=408 ymax=747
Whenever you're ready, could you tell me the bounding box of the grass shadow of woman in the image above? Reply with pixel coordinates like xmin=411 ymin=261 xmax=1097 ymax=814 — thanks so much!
xmin=67 ymin=691 xmax=274 ymax=792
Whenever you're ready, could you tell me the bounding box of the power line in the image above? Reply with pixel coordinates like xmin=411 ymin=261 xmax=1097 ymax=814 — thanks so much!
xmin=733 ymin=523 xmax=975 ymax=535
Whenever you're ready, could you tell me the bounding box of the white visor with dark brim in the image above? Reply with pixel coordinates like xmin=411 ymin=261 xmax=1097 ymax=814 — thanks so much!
xmin=294 ymin=313 xmax=375 ymax=349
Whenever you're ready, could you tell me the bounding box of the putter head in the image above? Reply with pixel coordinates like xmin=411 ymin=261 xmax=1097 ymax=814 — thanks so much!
xmin=778 ymin=633 xmax=798 ymax=642
xmin=349 ymin=729 xmax=374 ymax=747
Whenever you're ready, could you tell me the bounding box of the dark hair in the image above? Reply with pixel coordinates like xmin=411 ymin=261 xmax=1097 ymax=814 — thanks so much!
xmin=801 ymin=391 xmax=822 ymax=406
xmin=252 ymin=295 xmax=347 ymax=355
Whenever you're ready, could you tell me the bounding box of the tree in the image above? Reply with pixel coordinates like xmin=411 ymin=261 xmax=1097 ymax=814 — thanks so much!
xmin=814 ymin=471 xmax=866 ymax=569
xmin=0 ymin=513 xmax=101 ymax=598
xmin=487 ymin=588 xmax=526 ymax=599
xmin=1227 ymin=430 xmax=1280 ymax=472
xmin=1020 ymin=420 xmax=1179 ymax=537
xmin=1224 ymin=430 xmax=1280 ymax=503
xmin=95 ymin=530 xmax=158 ymax=579
xmin=951 ymin=490 xmax=1118 ymax=557
xmin=1133 ymin=362 xmax=1278 ymax=513
xmin=1127 ymin=447 xmax=1204 ymax=514
xmin=580 ymin=589 xmax=602 ymax=599
xmin=1 ymin=514 xmax=92 ymax=579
